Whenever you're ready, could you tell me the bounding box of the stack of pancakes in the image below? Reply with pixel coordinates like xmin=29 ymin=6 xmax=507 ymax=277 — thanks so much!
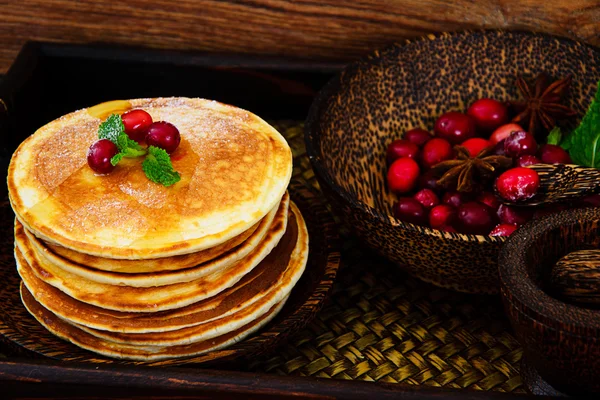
xmin=7 ymin=98 xmax=308 ymax=361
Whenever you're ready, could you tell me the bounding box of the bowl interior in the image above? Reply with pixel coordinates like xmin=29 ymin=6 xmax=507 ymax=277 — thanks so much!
xmin=309 ymin=30 xmax=600 ymax=219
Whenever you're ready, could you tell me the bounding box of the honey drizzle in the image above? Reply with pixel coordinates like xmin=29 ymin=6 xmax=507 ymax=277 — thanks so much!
xmin=87 ymin=100 xmax=132 ymax=119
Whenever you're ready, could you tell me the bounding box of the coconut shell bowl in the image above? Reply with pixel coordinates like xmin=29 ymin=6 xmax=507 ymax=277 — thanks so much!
xmin=304 ymin=30 xmax=600 ymax=294
xmin=499 ymin=207 xmax=600 ymax=395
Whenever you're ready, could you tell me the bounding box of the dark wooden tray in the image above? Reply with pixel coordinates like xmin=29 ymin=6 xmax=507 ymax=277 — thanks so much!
xmin=0 ymin=41 xmax=339 ymax=193
xmin=0 ymin=178 xmax=342 ymax=367
xmin=0 ymin=42 xmax=541 ymax=398
xmin=0 ymin=41 xmax=344 ymax=359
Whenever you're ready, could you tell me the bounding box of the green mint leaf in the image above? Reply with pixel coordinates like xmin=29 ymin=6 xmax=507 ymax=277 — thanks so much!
xmin=142 ymin=146 xmax=181 ymax=187
xmin=546 ymin=126 xmax=562 ymax=145
xmin=108 ymin=138 xmax=146 ymax=168
xmin=110 ymin=153 xmax=125 ymax=166
xmin=116 ymin=133 xmax=146 ymax=156
xmin=98 ymin=114 xmax=124 ymax=143
xmin=560 ymin=131 xmax=573 ymax=150
xmin=565 ymin=81 xmax=600 ymax=167
xmin=560 ymin=127 xmax=578 ymax=151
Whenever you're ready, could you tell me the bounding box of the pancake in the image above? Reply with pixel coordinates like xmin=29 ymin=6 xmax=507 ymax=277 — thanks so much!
xmin=21 ymin=194 xmax=288 ymax=287
xmin=18 ymin=204 xmax=307 ymax=334
xmin=21 ymin=284 xmax=288 ymax=361
xmin=40 ymin=195 xmax=287 ymax=274
xmin=8 ymin=97 xmax=292 ymax=259
xmin=70 ymin=206 xmax=306 ymax=345
xmin=44 ymin=219 xmax=259 ymax=273
xmin=15 ymin=204 xmax=289 ymax=312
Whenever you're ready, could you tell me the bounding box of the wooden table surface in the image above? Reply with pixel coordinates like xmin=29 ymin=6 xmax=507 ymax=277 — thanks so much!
xmin=0 ymin=359 xmax=548 ymax=399
xmin=2 ymin=0 xmax=600 ymax=74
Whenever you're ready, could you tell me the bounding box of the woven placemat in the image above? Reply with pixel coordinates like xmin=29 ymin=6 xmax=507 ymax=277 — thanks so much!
xmin=0 ymin=120 xmax=524 ymax=393
xmin=244 ymin=121 xmax=524 ymax=393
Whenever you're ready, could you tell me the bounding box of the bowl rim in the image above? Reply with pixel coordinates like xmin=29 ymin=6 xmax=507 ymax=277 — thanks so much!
xmin=498 ymin=207 xmax=600 ymax=334
xmin=304 ymin=28 xmax=597 ymax=243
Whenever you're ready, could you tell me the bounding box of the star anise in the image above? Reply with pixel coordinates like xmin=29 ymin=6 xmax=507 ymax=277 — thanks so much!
xmin=510 ymin=73 xmax=577 ymax=140
xmin=431 ymin=146 xmax=513 ymax=193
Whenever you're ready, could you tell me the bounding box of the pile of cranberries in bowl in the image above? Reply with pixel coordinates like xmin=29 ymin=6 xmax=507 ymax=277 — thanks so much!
xmin=386 ymin=98 xmax=594 ymax=237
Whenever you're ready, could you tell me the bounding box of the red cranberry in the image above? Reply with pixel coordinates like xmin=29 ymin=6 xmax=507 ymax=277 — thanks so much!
xmin=393 ymin=197 xmax=428 ymax=226
xmin=121 ymin=109 xmax=153 ymax=143
xmin=386 ymin=139 xmax=419 ymax=164
xmin=476 ymin=192 xmax=500 ymax=212
xmin=418 ymin=170 xmax=442 ymax=193
xmin=461 ymin=138 xmax=491 ymax=157
xmin=497 ymin=204 xmax=534 ymax=225
xmin=538 ymin=144 xmax=572 ymax=164
xmin=387 ymin=157 xmax=420 ymax=194
xmin=440 ymin=225 xmax=457 ymax=232
xmin=146 ymin=121 xmax=181 ymax=153
xmin=516 ymin=155 xmax=541 ymax=167
xmin=455 ymin=202 xmax=498 ymax=235
xmin=490 ymin=123 xmax=524 ymax=145
xmin=490 ymin=223 xmax=518 ymax=237
xmin=421 ymin=138 xmax=454 ymax=168
xmin=404 ymin=128 xmax=432 ymax=147
xmin=429 ymin=204 xmax=456 ymax=229
xmin=492 ymin=139 xmax=507 ymax=156
xmin=504 ymin=131 xmax=537 ymax=158
xmin=414 ymin=189 xmax=440 ymax=209
xmin=495 ymin=167 xmax=541 ymax=202
xmin=577 ymin=194 xmax=600 ymax=208
xmin=87 ymin=139 xmax=119 ymax=174
xmin=467 ymin=98 xmax=509 ymax=133
xmin=442 ymin=191 xmax=471 ymax=208
xmin=434 ymin=112 xmax=477 ymax=144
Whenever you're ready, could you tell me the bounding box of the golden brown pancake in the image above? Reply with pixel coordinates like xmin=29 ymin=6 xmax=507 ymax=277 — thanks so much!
xmin=18 ymin=204 xmax=307 ymax=334
xmin=20 ymin=194 xmax=288 ymax=286
xmin=8 ymin=98 xmax=292 ymax=259
xmin=44 ymin=220 xmax=260 ymax=273
xmin=70 ymin=208 xmax=306 ymax=345
xmin=15 ymin=204 xmax=289 ymax=312
xmin=21 ymin=284 xmax=287 ymax=361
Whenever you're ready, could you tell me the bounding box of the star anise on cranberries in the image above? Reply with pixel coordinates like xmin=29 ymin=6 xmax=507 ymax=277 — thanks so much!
xmin=431 ymin=146 xmax=512 ymax=193
xmin=510 ymin=73 xmax=577 ymax=140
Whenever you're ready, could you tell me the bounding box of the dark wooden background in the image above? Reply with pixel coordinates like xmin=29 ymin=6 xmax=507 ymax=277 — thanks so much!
xmin=2 ymin=0 xmax=600 ymax=73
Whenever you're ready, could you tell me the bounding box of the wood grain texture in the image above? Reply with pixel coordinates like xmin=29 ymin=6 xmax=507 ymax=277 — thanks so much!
xmin=0 ymin=359 xmax=538 ymax=399
xmin=305 ymin=30 xmax=600 ymax=294
xmin=499 ymin=207 xmax=600 ymax=395
xmin=2 ymin=0 xmax=600 ymax=73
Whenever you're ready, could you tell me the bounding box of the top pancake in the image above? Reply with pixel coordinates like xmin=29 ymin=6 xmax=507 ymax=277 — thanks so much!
xmin=8 ymin=98 xmax=292 ymax=259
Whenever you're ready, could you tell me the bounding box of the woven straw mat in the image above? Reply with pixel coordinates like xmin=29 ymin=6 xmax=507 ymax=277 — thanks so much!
xmin=244 ymin=121 xmax=524 ymax=393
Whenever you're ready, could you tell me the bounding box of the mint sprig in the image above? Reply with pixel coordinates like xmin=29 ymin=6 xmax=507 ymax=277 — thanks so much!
xmin=98 ymin=114 xmax=125 ymax=143
xmin=99 ymin=114 xmax=146 ymax=161
xmin=98 ymin=114 xmax=181 ymax=186
xmin=559 ymin=82 xmax=600 ymax=167
xmin=116 ymin=133 xmax=146 ymax=157
xmin=109 ymin=135 xmax=146 ymax=166
xmin=110 ymin=152 xmax=125 ymax=166
xmin=142 ymin=146 xmax=181 ymax=187
xmin=546 ymin=126 xmax=563 ymax=145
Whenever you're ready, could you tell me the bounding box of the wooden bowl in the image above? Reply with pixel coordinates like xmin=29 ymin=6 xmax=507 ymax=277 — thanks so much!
xmin=499 ymin=207 xmax=600 ymax=395
xmin=0 ymin=179 xmax=341 ymax=367
xmin=305 ymin=30 xmax=600 ymax=294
